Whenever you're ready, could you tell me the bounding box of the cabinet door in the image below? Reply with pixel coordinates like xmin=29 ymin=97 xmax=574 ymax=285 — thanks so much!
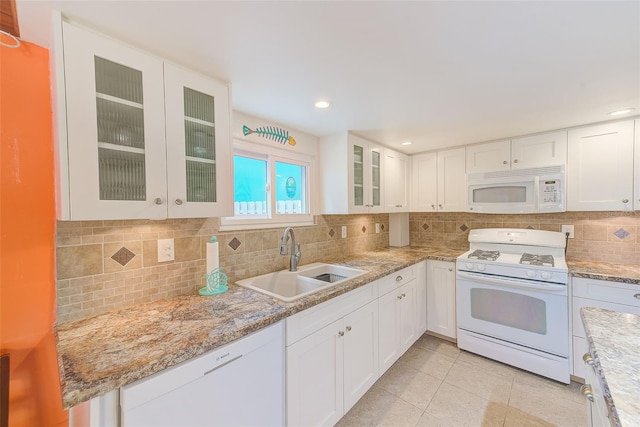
xmin=411 ymin=152 xmax=437 ymax=211
xmin=368 ymin=145 xmax=384 ymax=213
xmin=378 ymin=289 xmax=400 ymax=375
xmin=567 ymin=121 xmax=634 ymax=211
xmin=61 ymin=22 xmax=167 ymax=220
xmin=286 ymin=320 xmax=344 ymax=427
xmin=349 ymin=137 xmax=370 ymax=214
xmin=416 ymin=261 xmax=428 ymax=335
xmin=164 ymin=63 xmax=232 ymax=218
xmin=427 ymin=260 xmax=457 ymax=339
xmin=511 ymin=131 xmax=567 ymax=169
xmin=384 ymin=148 xmax=409 ymax=212
xmin=466 ymin=140 xmax=510 ymax=173
xmin=343 ymin=300 xmax=379 ymax=413
xmin=399 ymin=280 xmax=418 ymax=353
xmin=437 ymin=148 xmax=467 ymax=212
xmin=634 ymin=120 xmax=640 ymax=210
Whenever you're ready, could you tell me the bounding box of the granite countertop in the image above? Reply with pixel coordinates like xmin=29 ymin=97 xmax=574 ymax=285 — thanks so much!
xmin=568 ymin=260 xmax=640 ymax=285
xmin=580 ymin=307 xmax=640 ymax=427
xmin=56 ymin=246 xmax=463 ymax=408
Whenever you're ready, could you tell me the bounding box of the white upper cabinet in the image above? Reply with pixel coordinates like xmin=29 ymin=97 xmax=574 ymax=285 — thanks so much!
xmin=567 ymin=120 xmax=634 ymax=211
xmin=411 ymin=148 xmax=466 ymax=212
xmin=52 ymin=19 xmax=231 ymax=220
xmin=466 ymin=131 xmax=567 ymax=173
xmin=319 ymin=133 xmax=384 ymax=214
xmin=383 ymin=148 xmax=409 ymax=212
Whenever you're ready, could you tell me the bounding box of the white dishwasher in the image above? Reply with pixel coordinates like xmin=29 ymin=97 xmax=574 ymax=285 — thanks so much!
xmin=120 ymin=321 xmax=284 ymax=426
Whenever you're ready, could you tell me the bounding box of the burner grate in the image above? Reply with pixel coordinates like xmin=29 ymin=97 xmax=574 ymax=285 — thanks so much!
xmin=520 ymin=253 xmax=554 ymax=267
xmin=468 ymin=250 xmax=500 ymax=261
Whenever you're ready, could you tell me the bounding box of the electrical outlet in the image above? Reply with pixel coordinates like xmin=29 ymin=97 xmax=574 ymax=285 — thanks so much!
xmin=341 ymin=226 xmax=347 ymax=239
xmin=375 ymin=223 xmax=381 ymax=234
xmin=157 ymin=238 xmax=175 ymax=262
xmin=561 ymin=225 xmax=574 ymax=239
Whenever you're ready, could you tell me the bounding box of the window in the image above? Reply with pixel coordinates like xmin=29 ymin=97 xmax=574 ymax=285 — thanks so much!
xmin=221 ymin=140 xmax=314 ymax=229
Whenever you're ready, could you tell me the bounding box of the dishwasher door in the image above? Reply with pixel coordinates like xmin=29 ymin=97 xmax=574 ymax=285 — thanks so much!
xmin=121 ymin=322 xmax=284 ymax=426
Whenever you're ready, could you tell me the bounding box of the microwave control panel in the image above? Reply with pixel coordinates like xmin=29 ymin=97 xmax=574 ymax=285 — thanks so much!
xmin=540 ymin=180 xmax=561 ymax=203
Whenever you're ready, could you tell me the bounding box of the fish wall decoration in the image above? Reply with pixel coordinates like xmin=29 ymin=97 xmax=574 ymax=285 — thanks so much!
xmin=243 ymin=125 xmax=297 ymax=146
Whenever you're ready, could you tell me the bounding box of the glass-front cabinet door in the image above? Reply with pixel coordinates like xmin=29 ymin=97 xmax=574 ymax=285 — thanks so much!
xmin=164 ymin=63 xmax=232 ymax=218
xmin=369 ymin=148 xmax=382 ymax=212
xmin=60 ymin=22 xmax=167 ymax=220
xmin=348 ymin=136 xmax=384 ymax=213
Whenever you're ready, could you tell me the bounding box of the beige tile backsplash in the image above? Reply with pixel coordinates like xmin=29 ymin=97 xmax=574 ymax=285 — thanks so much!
xmin=57 ymin=211 xmax=640 ymax=323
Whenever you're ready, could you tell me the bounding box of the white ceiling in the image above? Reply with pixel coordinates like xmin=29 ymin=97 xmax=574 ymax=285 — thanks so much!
xmin=16 ymin=0 xmax=640 ymax=154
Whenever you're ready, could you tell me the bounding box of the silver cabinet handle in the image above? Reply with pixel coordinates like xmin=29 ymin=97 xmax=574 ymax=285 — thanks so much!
xmin=513 ymin=159 xmax=519 ymax=163
xmin=634 ymin=293 xmax=640 ymax=299
xmin=448 ymin=268 xmax=453 ymax=272
xmin=583 ymin=353 xmax=594 ymax=366
xmin=431 ymin=204 xmax=435 ymax=209
xmin=395 ymin=204 xmax=402 ymax=208
xmin=581 ymin=385 xmax=594 ymax=402
xmin=502 ymin=160 xmax=508 ymax=164
xmin=154 ymin=197 xmax=163 ymax=205
xmin=438 ymin=204 xmax=443 ymax=208
xmin=338 ymin=331 xmax=344 ymax=337
xmin=622 ymin=199 xmax=629 ymax=203
xmin=175 ymin=198 xmax=184 ymax=205
xmin=401 ymin=293 xmax=406 ymax=297
xmin=396 ymin=275 xmax=403 ymax=282
xmin=346 ymin=326 xmax=352 ymax=332
xmin=397 ymin=295 xmax=402 ymax=300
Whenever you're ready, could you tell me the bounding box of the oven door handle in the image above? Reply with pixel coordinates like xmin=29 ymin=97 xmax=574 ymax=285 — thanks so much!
xmin=456 ymin=271 xmax=567 ymax=292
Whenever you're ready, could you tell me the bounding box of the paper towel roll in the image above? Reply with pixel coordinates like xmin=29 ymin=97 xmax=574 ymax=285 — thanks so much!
xmin=206 ymin=237 xmax=219 ymax=274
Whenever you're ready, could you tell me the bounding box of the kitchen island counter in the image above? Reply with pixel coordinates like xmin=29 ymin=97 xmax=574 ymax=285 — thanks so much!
xmin=56 ymin=246 xmax=462 ymax=408
xmin=581 ymin=307 xmax=640 ymax=427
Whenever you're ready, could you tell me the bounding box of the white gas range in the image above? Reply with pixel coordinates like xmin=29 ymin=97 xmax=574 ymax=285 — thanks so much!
xmin=456 ymin=228 xmax=570 ymax=383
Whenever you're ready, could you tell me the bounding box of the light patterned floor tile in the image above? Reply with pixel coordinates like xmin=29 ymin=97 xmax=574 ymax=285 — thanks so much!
xmin=425 ymin=382 xmax=508 ymax=427
xmin=376 ymin=360 xmax=442 ymax=410
xmin=443 ymin=359 xmax=513 ymax=404
xmin=336 ymin=386 xmax=424 ymax=427
xmin=413 ymin=334 xmax=461 ymax=359
xmin=455 ymin=349 xmax=521 ymax=380
xmin=398 ymin=346 xmax=456 ymax=380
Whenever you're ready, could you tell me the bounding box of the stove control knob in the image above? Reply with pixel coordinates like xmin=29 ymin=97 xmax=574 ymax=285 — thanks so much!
xmin=466 ymin=263 xmax=474 ymax=270
xmin=477 ymin=264 xmax=486 ymax=271
xmin=526 ymin=270 xmax=537 ymax=278
xmin=540 ymin=271 xmax=552 ymax=280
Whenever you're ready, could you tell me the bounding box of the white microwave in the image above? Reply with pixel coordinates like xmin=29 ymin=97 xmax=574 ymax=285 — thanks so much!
xmin=467 ymin=166 xmax=565 ymax=213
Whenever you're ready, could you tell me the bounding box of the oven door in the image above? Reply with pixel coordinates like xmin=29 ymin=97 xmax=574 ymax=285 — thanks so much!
xmin=456 ymin=271 xmax=568 ymax=357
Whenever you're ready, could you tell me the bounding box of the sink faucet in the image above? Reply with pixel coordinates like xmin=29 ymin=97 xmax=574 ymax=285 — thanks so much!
xmin=280 ymin=227 xmax=301 ymax=272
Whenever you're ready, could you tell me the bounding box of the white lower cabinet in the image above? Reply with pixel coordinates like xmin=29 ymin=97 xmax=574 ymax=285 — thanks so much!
xmin=571 ymin=277 xmax=640 ymax=379
xmin=285 ymin=283 xmax=379 ymax=426
xmin=582 ymin=352 xmax=611 ymax=427
xmin=426 ymin=260 xmax=457 ymax=339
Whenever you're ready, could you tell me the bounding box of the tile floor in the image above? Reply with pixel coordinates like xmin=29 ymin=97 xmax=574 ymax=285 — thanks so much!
xmin=336 ymin=334 xmax=586 ymax=427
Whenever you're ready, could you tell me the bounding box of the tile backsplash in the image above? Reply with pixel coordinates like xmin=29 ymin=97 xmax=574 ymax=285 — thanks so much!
xmin=56 ymin=215 xmax=389 ymax=323
xmin=57 ymin=210 xmax=640 ymax=323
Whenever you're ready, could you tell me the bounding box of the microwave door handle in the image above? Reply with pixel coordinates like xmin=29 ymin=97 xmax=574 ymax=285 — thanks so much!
xmin=456 ymin=271 xmax=566 ymax=292
xmin=533 ymin=176 xmax=540 ymax=210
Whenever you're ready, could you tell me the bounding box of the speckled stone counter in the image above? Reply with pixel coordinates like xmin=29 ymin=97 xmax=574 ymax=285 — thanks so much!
xmin=581 ymin=307 xmax=640 ymax=427
xmin=56 ymin=246 xmax=462 ymax=408
xmin=568 ymin=260 xmax=640 ymax=285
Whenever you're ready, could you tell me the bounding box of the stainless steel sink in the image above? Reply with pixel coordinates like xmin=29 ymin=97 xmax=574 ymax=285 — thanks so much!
xmin=236 ymin=263 xmax=367 ymax=302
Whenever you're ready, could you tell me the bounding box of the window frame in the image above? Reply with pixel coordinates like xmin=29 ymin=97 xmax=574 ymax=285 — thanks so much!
xmin=220 ymin=139 xmax=315 ymax=230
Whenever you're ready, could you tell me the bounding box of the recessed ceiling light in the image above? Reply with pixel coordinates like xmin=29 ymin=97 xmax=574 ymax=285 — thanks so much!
xmin=608 ymin=108 xmax=635 ymax=116
xmin=314 ymin=100 xmax=331 ymax=109
xmin=401 ymin=141 xmax=412 ymax=146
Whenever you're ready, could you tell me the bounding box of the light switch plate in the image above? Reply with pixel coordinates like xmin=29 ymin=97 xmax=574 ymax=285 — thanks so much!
xmin=375 ymin=223 xmax=381 ymax=233
xmin=158 ymin=238 xmax=175 ymax=262
xmin=341 ymin=226 xmax=347 ymax=238
xmin=561 ymin=225 xmax=574 ymax=239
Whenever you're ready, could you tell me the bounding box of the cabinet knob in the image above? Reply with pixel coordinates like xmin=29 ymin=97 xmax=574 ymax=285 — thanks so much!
xmin=582 ymin=353 xmax=594 ymax=366
xmin=338 ymin=331 xmax=344 ymax=337
xmin=431 ymin=204 xmax=435 ymax=209
xmin=438 ymin=204 xmax=442 ymax=208
xmin=397 ymin=295 xmax=402 ymax=300
xmin=346 ymin=326 xmax=352 ymax=332
xmin=396 ymin=275 xmax=403 ymax=282
xmin=513 ymin=159 xmax=519 ymax=163
xmin=503 ymin=160 xmax=508 ymax=165
xmin=154 ymin=198 xmax=163 ymax=205
xmin=469 ymin=207 xmax=474 ymax=211
xmin=401 ymin=293 xmax=406 ymax=297
xmin=448 ymin=268 xmax=453 ymax=272
xmin=622 ymin=199 xmax=629 ymax=204
xmin=175 ymin=198 xmax=184 ymax=205
xmin=580 ymin=385 xmax=594 ymax=402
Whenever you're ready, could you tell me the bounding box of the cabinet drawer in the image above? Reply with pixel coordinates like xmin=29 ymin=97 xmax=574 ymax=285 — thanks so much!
xmin=286 ymin=281 xmax=378 ymax=346
xmin=378 ymin=265 xmax=416 ymax=296
xmin=572 ymin=277 xmax=640 ymax=305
